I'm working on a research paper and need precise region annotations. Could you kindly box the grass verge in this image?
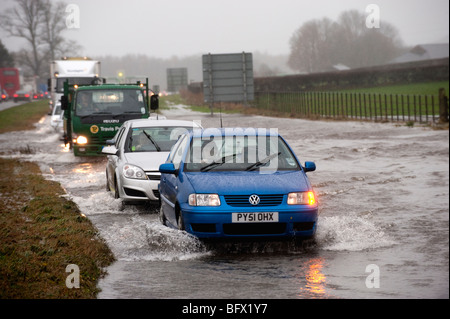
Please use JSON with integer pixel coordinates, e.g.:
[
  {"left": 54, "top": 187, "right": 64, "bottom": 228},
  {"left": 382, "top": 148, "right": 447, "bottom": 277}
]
[
  {"left": 0, "top": 158, "right": 115, "bottom": 298},
  {"left": 0, "top": 100, "right": 50, "bottom": 134},
  {"left": 0, "top": 101, "right": 115, "bottom": 298}
]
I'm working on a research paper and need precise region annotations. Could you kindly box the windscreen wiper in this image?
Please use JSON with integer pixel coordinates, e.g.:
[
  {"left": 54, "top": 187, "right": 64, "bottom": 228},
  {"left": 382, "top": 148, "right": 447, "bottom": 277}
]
[
  {"left": 142, "top": 130, "right": 161, "bottom": 152},
  {"left": 200, "top": 153, "right": 238, "bottom": 172},
  {"left": 245, "top": 152, "right": 281, "bottom": 171}
]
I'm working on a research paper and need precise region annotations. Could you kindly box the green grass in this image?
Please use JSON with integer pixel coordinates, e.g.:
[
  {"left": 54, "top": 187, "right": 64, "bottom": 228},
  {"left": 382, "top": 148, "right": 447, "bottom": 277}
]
[
  {"left": 0, "top": 100, "right": 50, "bottom": 134},
  {"left": 253, "top": 81, "right": 449, "bottom": 122},
  {"left": 328, "top": 81, "right": 449, "bottom": 96}
]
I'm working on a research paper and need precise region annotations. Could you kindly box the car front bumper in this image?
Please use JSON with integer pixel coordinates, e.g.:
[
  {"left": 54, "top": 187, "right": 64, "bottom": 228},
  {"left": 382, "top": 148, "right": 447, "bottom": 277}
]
[
  {"left": 118, "top": 175, "right": 160, "bottom": 202},
  {"left": 179, "top": 204, "right": 318, "bottom": 239}
]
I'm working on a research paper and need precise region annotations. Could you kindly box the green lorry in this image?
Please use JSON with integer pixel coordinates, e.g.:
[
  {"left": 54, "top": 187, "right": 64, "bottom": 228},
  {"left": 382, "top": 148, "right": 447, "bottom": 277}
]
[{"left": 61, "top": 79, "right": 159, "bottom": 156}]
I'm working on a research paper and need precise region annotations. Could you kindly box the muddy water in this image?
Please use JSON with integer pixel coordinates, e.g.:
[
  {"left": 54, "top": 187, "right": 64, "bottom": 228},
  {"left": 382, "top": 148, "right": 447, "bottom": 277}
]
[{"left": 0, "top": 106, "right": 448, "bottom": 299}]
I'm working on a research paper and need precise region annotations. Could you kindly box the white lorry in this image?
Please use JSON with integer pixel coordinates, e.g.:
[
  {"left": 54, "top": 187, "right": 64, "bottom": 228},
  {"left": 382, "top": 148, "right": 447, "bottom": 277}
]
[
  {"left": 48, "top": 57, "right": 102, "bottom": 114},
  {"left": 48, "top": 57, "right": 102, "bottom": 131}
]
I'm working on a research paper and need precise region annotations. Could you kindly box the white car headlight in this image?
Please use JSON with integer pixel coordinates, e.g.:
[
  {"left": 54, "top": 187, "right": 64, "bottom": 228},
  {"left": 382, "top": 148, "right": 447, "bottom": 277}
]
[
  {"left": 123, "top": 164, "right": 147, "bottom": 180},
  {"left": 189, "top": 194, "right": 221, "bottom": 206},
  {"left": 287, "top": 191, "right": 316, "bottom": 205}
]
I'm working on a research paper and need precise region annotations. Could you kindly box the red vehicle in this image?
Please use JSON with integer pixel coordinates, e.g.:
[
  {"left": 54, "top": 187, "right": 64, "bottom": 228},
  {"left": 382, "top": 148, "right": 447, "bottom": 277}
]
[{"left": 0, "top": 67, "right": 20, "bottom": 98}]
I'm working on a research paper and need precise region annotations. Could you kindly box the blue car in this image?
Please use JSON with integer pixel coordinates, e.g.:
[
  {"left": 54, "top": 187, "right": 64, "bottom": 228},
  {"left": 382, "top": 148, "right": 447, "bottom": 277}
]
[{"left": 158, "top": 128, "right": 318, "bottom": 240}]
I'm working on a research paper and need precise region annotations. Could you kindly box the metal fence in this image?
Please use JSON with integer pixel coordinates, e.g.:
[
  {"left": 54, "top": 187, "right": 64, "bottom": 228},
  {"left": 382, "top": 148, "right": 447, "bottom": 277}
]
[{"left": 254, "top": 91, "right": 443, "bottom": 123}]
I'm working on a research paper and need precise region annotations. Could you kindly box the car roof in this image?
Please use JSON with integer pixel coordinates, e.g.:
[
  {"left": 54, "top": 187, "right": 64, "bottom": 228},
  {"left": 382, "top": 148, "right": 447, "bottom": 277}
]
[
  {"left": 125, "top": 118, "right": 202, "bottom": 129},
  {"left": 191, "top": 127, "right": 280, "bottom": 138}
]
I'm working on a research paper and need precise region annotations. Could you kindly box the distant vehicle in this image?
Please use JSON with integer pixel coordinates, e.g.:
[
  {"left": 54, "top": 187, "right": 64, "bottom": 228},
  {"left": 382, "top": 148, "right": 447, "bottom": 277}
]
[
  {"left": 33, "top": 91, "right": 45, "bottom": 100},
  {"left": 102, "top": 119, "right": 202, "bottom": 203},
  {"left": 50, "top": 103, "right": 64, "bottom": 131},
  {"left": 158, "top": 128, "right": 319, "bottom": 240},
  {"left": 1, "top": 89, "right": 9, "bottom": 102},
  {"left": 13, "top": 89, "right": 33, "bottom": 102},
  {"left": 61, "top": 79, "right": 159, "bottom": 156},
  {"left": 0, "top": 67, "right": 20, "bottom": 98}
]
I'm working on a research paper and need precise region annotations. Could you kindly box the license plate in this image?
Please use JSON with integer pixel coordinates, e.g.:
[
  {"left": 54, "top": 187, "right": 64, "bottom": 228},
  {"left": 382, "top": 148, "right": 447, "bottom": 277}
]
[{"left": 232, "top": 212, "right": 279, "bottom": 223}]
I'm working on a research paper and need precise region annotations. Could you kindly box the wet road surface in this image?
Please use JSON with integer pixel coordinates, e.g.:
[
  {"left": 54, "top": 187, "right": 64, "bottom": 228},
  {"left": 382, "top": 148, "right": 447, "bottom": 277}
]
[{"left": 0, "top": 105, "right": 448, "bottom": 299}]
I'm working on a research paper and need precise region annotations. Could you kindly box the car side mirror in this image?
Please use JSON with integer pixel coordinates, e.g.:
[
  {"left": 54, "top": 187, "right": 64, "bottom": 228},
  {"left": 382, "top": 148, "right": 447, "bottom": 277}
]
[
  {"left": 304, "top": 161, "right": 316, "bottom": 172},
  {"left": 102, "top": 145, "right": 119, "bottom": 156},
  {"left": 105, "top": 139, "right": 115, "bottom": 145},
  {"left": 150, "top": 94, "right": 159, "bottom": 110},
  {"left": 60, "top": 95, "right": 68, "bottom": 110},
  {"left": 159, "top": 163, "right": 177, "bottom": 174}
]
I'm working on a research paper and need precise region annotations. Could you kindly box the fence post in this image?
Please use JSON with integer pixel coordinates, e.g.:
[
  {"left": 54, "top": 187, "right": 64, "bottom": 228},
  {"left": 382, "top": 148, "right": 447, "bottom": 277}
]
[{"left": 439, "top": 88, "right": 449, "bottom": 123}]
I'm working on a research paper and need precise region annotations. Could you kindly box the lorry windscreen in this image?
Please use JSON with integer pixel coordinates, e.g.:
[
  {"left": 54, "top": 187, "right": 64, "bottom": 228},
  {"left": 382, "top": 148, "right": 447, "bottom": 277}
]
[
  {"left": 74, "top": 89, "right": 146, "bottom": 116},
  {"left": 56, "top": 77, "right": 96, "bottom": 93}
]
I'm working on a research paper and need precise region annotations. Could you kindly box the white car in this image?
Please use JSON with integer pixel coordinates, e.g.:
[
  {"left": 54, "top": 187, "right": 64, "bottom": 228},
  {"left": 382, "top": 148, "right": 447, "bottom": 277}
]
[
  {"left": 50, "top": 103, "right": 64, "bottom": 131},
  {"left": 102, "top": 118, "right": 202, "bottom": 203}
]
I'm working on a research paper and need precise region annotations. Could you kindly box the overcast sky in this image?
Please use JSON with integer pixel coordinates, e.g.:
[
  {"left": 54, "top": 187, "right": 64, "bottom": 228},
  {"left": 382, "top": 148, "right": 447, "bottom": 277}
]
[{"left": 1, "top": 0, "right": 449, "bottom": 58}]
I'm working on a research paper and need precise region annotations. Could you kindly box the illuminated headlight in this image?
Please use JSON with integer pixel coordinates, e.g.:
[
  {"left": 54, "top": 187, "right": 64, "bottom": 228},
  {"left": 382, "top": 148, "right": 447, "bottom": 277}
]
[
  {"left": 123, "top": 164, "right": 147, "bottom": 180},
  {"left": 287, "top": 191, "right": 316, "bottom": 205},
  {"left": 189, "top": 194, "right": 221, "bottom": 206},
  {"left": 76, "top": 136, "right": 88, "bottom": 145}
]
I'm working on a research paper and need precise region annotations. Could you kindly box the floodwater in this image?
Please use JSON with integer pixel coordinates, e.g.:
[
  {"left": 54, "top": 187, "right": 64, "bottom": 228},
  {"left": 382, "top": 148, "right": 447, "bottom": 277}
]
[{"left": 0, "top": 105, "right": 448, "bottom": 299}]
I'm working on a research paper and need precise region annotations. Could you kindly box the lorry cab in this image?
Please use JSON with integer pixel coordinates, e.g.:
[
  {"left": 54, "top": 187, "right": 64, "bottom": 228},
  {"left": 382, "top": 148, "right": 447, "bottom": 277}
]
[{"left": 62, "top": 80, "right": 159, "bottom": 156}]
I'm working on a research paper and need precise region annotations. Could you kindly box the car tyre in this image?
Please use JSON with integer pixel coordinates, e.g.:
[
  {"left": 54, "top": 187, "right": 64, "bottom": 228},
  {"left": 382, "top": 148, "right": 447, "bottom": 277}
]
[
  {"left": 105, "top": 170, "right": 110, "bottom": 192},
  {"left": 159, "top": 207, "right": 167, "bottom": 226},
  {"left": 114, "top": 176, "right": 120, "bottom": 199},
  {"left": 177, "top": 207, "right": 185, "bottom": 231}
]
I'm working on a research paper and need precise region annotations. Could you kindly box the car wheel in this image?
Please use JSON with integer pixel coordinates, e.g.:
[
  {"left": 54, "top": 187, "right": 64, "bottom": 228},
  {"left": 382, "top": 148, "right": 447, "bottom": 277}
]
[
  {"left": 177, "top": 207, "right": 185, "bottom": 231},
  {"left": 159, "top": 206, "right": 167, "bottom": 226},
  {"left": 105, "top": 170, "right": 110, "bottom": 192},
  {"left": 114, "top": 176, "right": 120, "bottom": 199}
]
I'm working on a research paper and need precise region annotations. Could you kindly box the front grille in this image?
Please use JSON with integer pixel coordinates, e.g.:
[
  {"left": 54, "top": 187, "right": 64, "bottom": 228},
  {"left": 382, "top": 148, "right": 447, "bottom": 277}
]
[
  {"left": 223, "top": 223, "right": 287, "bottom": 235},
  {"left": 145, "top": 172, "right": 161, "bottom": 181},
  {"left": 89, "top": 136, "right": 106, "bottom": 144},
  {"left": 224, "top": 194, "right": 284, "bottom": 207}
]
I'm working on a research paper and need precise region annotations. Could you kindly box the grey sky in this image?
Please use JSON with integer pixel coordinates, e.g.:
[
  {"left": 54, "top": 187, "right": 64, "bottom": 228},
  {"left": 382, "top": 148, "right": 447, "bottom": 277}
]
[{"left": 1, "top": 0, "right": 449, "bottom": 58}]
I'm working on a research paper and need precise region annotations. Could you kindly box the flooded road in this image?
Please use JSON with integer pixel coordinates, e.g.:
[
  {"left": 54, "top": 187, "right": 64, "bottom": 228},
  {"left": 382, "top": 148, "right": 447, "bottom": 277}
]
[{"left": 0, "top": 105, "right": 448, "bottom": 299}]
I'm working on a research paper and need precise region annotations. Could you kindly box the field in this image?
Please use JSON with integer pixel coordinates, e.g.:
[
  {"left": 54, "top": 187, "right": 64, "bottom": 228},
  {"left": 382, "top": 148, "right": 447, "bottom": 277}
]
[{"left": 173, "top": 81, "right": 449, "bottom": 124}]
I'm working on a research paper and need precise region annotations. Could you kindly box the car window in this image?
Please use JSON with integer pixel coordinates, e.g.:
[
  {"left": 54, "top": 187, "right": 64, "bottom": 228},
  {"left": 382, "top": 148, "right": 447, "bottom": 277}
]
[
  {"left": 184, "top": 135, "right": 299, "bottom": 172},
  {"left": 168, "top": 135, "right": 188, "bottom": 170},
  {"left": 125, "top": 126, "right": 191, "bottom": 153},
  {"left": 115, "top": 126, "right": 126, "bottom": 148}
]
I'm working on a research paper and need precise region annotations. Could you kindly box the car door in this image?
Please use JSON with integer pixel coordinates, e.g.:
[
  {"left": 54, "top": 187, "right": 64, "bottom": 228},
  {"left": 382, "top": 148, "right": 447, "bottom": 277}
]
[
  {"left": 106, "top": 125, "right": 126, "bottom": 189},
  {"left": 161, "top": 134, "right": 188, "bottom": 225}
]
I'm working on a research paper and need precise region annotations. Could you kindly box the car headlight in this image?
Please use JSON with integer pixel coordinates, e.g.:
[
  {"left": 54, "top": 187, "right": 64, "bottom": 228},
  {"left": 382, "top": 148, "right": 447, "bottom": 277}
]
[
  {"left": 189, "top": 194, "right": 221, "bottom": 206},
  {"left": 123, "top": 164, "right": 147, "bottom": 180},
  {"left": 287, "top": 191, "right": 316, "bottom": 205},
  {"left": 76, "top": 135, "right": 88, "bottom": 145}
]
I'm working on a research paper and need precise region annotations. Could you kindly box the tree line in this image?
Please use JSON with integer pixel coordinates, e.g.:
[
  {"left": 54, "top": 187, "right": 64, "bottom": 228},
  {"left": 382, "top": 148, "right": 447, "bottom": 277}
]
[{"left": 288, "top": 10, "right": 407, "bottom": 73}]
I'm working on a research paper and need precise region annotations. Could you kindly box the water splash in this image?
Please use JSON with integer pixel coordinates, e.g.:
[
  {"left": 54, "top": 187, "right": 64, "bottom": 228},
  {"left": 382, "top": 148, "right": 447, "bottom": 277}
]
[{"left": 316, "top": 213, "right": 395, "bottom": 251}]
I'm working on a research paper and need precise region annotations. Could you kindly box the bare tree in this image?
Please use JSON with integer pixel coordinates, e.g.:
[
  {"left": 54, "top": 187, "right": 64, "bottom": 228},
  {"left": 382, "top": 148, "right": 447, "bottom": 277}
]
[
  {"left": 288, "top": 18, "right": 338, "bottom": 73},
  {"left": 0, "top": 0, "right": 46, "bottom": 76},
  {"left": 0, "top": 0, "right": 82, "bottom": 79}
]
